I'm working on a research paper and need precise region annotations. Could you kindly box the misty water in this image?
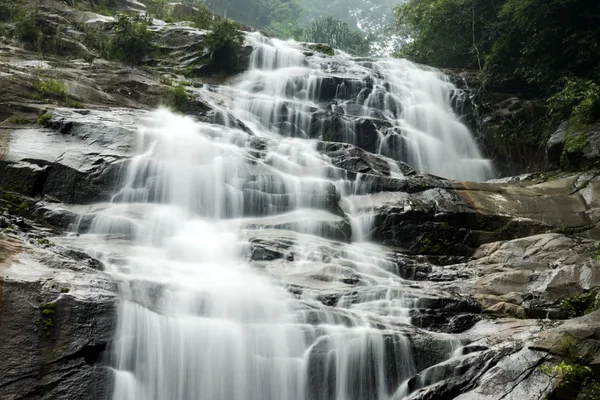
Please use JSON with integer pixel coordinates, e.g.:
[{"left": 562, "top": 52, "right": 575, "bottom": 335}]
[{"left": 72, "top": 34, "right": 493, "bottom": 400}]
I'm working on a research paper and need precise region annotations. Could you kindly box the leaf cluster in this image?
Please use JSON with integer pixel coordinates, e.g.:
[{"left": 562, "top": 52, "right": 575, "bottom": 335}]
[{"left": 110, "top": 12, "right": 154, "bottom": 65}]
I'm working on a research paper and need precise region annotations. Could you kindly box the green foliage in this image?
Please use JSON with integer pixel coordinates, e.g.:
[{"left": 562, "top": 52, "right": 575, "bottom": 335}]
[
  {"left": 302, "top": 16, "right": 370, "bottom": 56},
  {"left": 189, "top": 3, "right": 214, "bottom": 30},
  {"left": 0, "top": 0, "right": 22, "bottom": 22},
  {"left": 266, "top": 20, "right": 303, "bottom": 40},
  {"left": 60, "top": 287, "right": 69, "bottom": 293},
  {"left": 485, "top": 0, "right": 600, "bottom": 86},
  {"left": 547, "top": 78, "right": 600, "bottom": 126},
  {"left": 205, "top": 0, "right": 302, "bottom": 31},
  {"left": 395, "top": 0, "right": 600, "bottom": 87},
  {"left": 91, "top": 5, "right": 113, "bottom": 17},
  {"left": 34, "top": 79, "right": 66, "bottom": 101},
  {"left": 560, "top": 130, "right": 589, "bottom": 171},
  {"left": 65, "top": 98, "right": 83, "bottom": 109},
  {"left": 37, "top": 113, "right": 52, "bottom": 127},
  {"left": 394, "top": 0, "right": 498, "bottom": 68},
  {"left": 6, "top": 115, "right": 34, "bottom": 124},
  {"left": 41, "top": 302, "right": 55, "bottom": 316},
  {"left": 170, "top": 84, "right": 188, "bottom": 113},
  {"left": 541, "top": 361, "right": 594, "bottom": 385},
  {"left": 205, "top": 18, "right": 243, "bottom": 54},
  {"left": 157, "top": 0, "right": 214, "bottom": 29},
  {"left": 110, "top": 12, "right": 154, "bottom": 65},
  {"left": 205, "top": 19, "right": 244, "bottom": 72},
  {"left": 147, "top": 0, "right": 169, "bottom": 21},
  {"left": 560, "top": 287, "right": 600, "bottom": 318},
  {"left": 14, "top": 6, "right": 43, "bottom": 46},
  {"left": 37, "top": 238, "right": 54, "bottom": 246}
]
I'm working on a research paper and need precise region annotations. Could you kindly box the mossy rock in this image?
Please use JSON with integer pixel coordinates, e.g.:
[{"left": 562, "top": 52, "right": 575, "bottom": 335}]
[{"left": 306, "top": 43, "right": 335, "bottom": 57}]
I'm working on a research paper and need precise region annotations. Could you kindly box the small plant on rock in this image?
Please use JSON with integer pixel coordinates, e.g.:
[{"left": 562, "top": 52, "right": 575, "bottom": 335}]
[
  {"left": 170, "top": 84, "right": 188, "bottom": 113},
  {"left": 33, "top": 79, "right": 67, "bottom": 101},
  {"left": 37, "top": 112, "right": 52, "bottom": 127}
]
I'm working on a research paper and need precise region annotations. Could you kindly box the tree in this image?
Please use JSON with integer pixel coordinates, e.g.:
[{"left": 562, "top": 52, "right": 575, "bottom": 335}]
[{"left": 302, "top": 16, "right": 371, "bottom": 56}]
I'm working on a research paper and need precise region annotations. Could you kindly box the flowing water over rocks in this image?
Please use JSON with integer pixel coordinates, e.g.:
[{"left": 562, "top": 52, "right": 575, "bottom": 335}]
[
  {"left": 66, "top": 35, "right": 494, "bottom": 400},
  {"left": 1, "top": 24, "right": 600, "bottom": 400}
]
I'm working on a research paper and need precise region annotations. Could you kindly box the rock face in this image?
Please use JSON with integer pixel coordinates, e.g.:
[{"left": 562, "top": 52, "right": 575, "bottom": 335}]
[
  {"left": 1, "top": 3, "right": 599, "bottom": 400},
  {"left": 0, "top": 232, "right": 116, "bottom": 400}
]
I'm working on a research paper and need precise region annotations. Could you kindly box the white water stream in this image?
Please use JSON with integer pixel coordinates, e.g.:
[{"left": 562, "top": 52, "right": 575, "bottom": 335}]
[{"left": 74, "top": 34, "right": 491, "bottom": 400}]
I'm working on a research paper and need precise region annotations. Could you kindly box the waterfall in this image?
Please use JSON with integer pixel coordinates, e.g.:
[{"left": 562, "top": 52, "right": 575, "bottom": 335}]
[{"left": 73, "top": 33, "right": 491, "bottom": 400}]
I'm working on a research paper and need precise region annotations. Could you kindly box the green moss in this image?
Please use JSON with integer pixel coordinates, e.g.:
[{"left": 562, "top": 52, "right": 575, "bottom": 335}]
[
  {"left": 41, "top": 302, "right": 55, "bottom": 315},
  {"left": 60, "top": 287, "right": 69, "bottom": 293},
  {"left": 38, "top": 302, "right": 56, "bottom": 335}
]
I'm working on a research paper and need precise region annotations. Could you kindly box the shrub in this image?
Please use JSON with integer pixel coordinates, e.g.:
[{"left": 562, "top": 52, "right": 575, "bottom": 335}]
[
  {"left": 37, "top": 113, "right": 52, "bottom": 127},
  {"left": 81, "top": 24, "right": 112, "bottom": 60},
  {"left": 302, "top": 16, "right": 371, "bottom": 56},
  {"left": 147, "top": 0, "right": 169, "bottom": 21},
  {"left": 205, "top": 19, "right": 244, "bottom": 72},
  {"left": 190, "top": 3, "right": 213, "bottom": 30},
  {"left": 110, "top": 12, "right": 154, "bottom": 65},
  {"left": 547, "top": 78, "right": 600, "bottom": 126},
  {"left": 0, "top": 0, "right": 22, "bottom": 22},
  {"left": 560, "top": 287, "right": 600, "bottom": 318},
  {"left": 205, "top": 19, "right": 243, "bottom": 54},
  {"left": 34, "top": 79, "right": 67, "bottom": 101},
  {"left": 170, "top": 84, "right": 188, "bottom": 113},
  {"left": 14, "top": 7, "right": 44, "bottom": 48}
]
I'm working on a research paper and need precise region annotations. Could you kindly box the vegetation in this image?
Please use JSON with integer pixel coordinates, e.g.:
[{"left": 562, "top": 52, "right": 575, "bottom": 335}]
[
  {"left": 541, "top": 338, "right": 600, "bottom": 399},
  {"left": 33, "top": 79, "right": 66, "bottom": 101},
  {"left": 205, "top": 19, "right": 244, "bottom": 72},
  {"left": 547, "top": 78, "right": 600, "bottom": 127},
  {"left": 170, "top": 84, "right": 189, "bottom": 113},
  {"left": 205, "top": 0, "right": 301, "bottom": 32},
  {"left": 37, "top": 113, "right": 52, "bottom": 127},
  {"left": 32, "top": 79, "right": 83, "bottom": 108},
  {"left": 560, "top": 287, "right": 600, "bottom": 318},
  {"left": 302, "top": 16, "right": 371, "bottom": 56},
  {"left": 394, "top": 0, "right": 600, "bottom": 87},
  {"left": 7, "top": 116, "right": 34, "bottom": 124},
  {"left": 394, "top": 0, "right": 600, "bottom": 173},
  {"left": 37, "top": 302, "right": 56, "bottom": 337},
  {"left": 110, "top": 12, "right": 154, "bottom": 65}
]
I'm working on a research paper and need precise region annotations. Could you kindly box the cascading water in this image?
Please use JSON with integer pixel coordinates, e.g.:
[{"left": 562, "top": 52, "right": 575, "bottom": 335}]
[{"left": 71, "top": 33, "right": 492, "bottom": 400}]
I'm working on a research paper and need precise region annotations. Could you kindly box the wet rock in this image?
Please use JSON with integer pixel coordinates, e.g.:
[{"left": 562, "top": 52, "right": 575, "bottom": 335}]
[
  {"left": 484, "top": 302, "right": 526, "bottom": 319},
  {"left": 547, "top": 121, "right": 568, "bottom": 170},
  {"left": 0, "top": 236, "right": 116, "bottom": 400},
  {"left": 451, "top": 348, "right": 552, "bottom": 400},
  {"left": 403, "top": 343, "right": 524, "bottom": 400}
]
